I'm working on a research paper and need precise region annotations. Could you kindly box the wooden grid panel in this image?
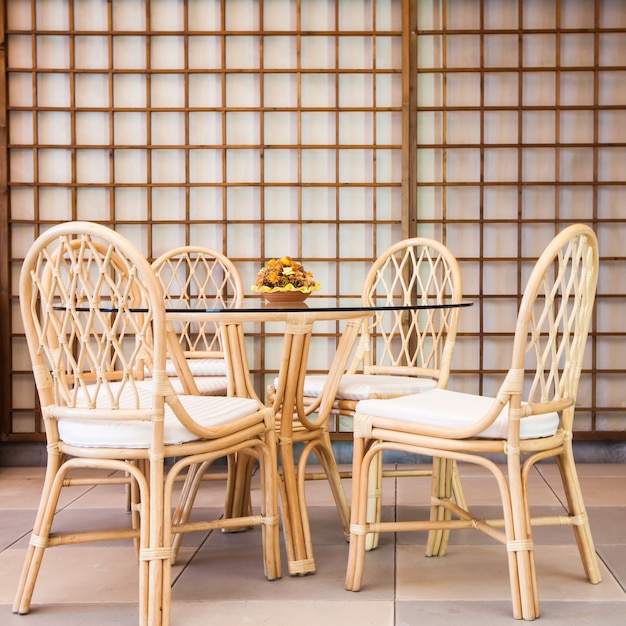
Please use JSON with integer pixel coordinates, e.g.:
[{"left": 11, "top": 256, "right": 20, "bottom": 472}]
[
  {"left": 2, "top": 0, "right": 404, "bottom": 440},
  {"left": 413, "top": 0, "right": 626, "bottom": 439}
]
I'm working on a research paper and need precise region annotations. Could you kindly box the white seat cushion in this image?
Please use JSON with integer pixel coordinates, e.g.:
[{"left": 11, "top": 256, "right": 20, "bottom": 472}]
[
  {"left": 292, "top": 374, "right": 437, "bottom": 401},
  {"left": 58, "top": 383, "right": 262, "bottom": 448},
  {"left": 166, "top": 358, "right": 227, "bottom": 377},
  {"left": 355, "top": 388, "right": 560, "bottom": 440},
  {"left": 169, "top": 376, "right": 229, "bottom": 396}
]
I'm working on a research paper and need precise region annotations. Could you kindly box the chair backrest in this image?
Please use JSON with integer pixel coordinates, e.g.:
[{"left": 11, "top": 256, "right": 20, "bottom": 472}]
[
  {"left": 351, "top": 237, "right": 463, "bottom": 388},
  {"left": 19, "top": 221, "right": 169, "bottom": 444},
  {"left": 505, "top": 223, "right": 599, "bottom": 440},
  {"left": 151, "top": 246, "right": 243, "bottom": 361}
]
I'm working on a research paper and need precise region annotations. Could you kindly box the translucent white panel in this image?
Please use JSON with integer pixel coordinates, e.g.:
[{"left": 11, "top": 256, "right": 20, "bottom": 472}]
[
  {"left": 446, "top": 35, "right": 481, "bottom": 68},
  {"left": 480, "top": 186, "right": 526, "bottom": 220},
  {"left": 522, "top": 148, "right": 555, "bottom": 182},
  {"left": 264, "top": 112, "right": 297, "bottom": 144},
  {"left": 75, "top": 36, "right": 109, "bottom": 69},
  {"left": 188, "top": 0, "right": 221, "bottom": 31},
  {"left": 264, "top": 36, "right": 296, "bottom": 69},
  {"left": 561, "top": 33, "right": 595, "bottom": 67},
  {"left": 447, "top": 148, "right": 481, "bottom": 183},
  {"left": 264, "top": 74, "right": 296, "bottom": 107},
  {"left": 447, "top": 186, "right": 482, "bottom": 219},
  {"left": 484, "top": 111, "right": 518, "bottom": 144},
  {"left": 417, "top": 111, "right": 442, "bottom": 144},
  {"left": 520, "top": 186, "right": 556, "bottom": 219},
  {"left": 38, "top": 188, "right": 72, "bottom": 222},
  {"left": 35, "top": 0, "right": 68, "bottom": 29},
  {"left": 446, "top": 223, "right": 482, "bottom": 258},
  {"left": 189, "top": 186, "right": 223, "bottom": 217},
  {"left": 376, "top": 187, "right": 402, "bottom": 222},
  {"left": 596, "top": 375, "right": 626, "bottom": 409},
  {"left": 482, "top": 299, "right": 519, "bottom": 333},
  {"left": 151, "top": 74, "right": 185, "bottom": 107},
  {"left": 417, "top": 34, "right": 443, "bottom": 69},
  {"left": 36, "top": 36, "right": 69, "bottom": 69},
  {"left": 339, "top": 149, "right": 373, "bottom": 183},
  {"left": 339, "top": 258, "right": 372, "bottom": 291},
  {"left": 8, "top": 112, "right": 32, "bottom": 144},
  {"left": 151, "top": 36, "right": 185, "bottom": 69},
  {"left": 302, "top": 149, "right": 335, "bottom": 183},
  {"left": 262, "top": 223, "right": 302, "bottom": 257},
  {"left": 113, "top": 37, "right": 146, "bottom": 69},
  {"left": 598, "top": 71, "right": 626, "bottom": 105},
  {"left": 339, "top": 112, "right": 373, "bottom": 145},
  {"left": 38, "top": 149, "right": 71, "bottom": 183},
  {"left": 262, "top": 0, "right": 296, "bottom": 29},
  {"left": 302, "top": 223, "right": 336, "bottom": 259},
  {"left": 520, "top": 223, "right": 555, "bottom": 259},
  {"left": 9, "top": 149, "right": 35, "bottom": 183},
  {"left": 114, "top": 149, "right": 147, "bottom": 184},
  {"left": 339, "top": 223, "right": 373, "bottom": 256},
  {"left": 225, "top": 112, "right": 259, "bottom": 145},
  {"left": 484, "top": 0, "right": 518, "bottom": 28},
  {"left": 37, "top": 73, "right": 71, "bottom": 107},
  {"left": 598, "top": 185, "right": 626, "bottom": 219},
  {"left": 74, "top": 0, "right": 108, "bottom": 30},
  {"left": 339, "top": 0, "right": 371, "bottom": 30},
  {"left": 447, "top": 111, "right": 481, "bottom": 144},
  {"left": 374, "top": 224, "right": 402, "bottom": 257},
  {"left": 76, "top": 150, "right": 110, "bottom": 183},
  {"left": 559, "top": 148, "right": 594, "bottom": 182},
  {"left": 522, "top": 0, "right": 555, "bottom": 29},
  {"left": 484, "top": 35, "right": 519, "bottom": 67},
  {"left": 226, "top": 74, "right": 260, "bottom": 107},
  {"left": 484, "top": 73, "right": 518, "bottom": 106},
  {"left": 8, "top": 35, "right": 33, "bottom": 69},
  {"left": 560, "top": 110, "right": 595, "bottom": 144},
  {"left": 523, "top": 34, "right": 556, "bottom": 67},
  {"left": 264, "top": 149, "right": 298, "bottom": 183},
  {"left": 339, "top": 74, "right": 373, "bottom": 107},
  {"left": 600, "top": 0, "right": 626, "bottom": 27},
  {"left": 189, "top": 74, "right": 223, "bottom": 107},
  {"left": 10, "top": 189, "right": 34, "bottom": 221},
  {"left": 264, "top": 187, "right": 298, "bottom": 220},
  {"left": 417, "top": 73, "right": 443, "bottom": 107},
  {"left": 152, "top": 150, "right": 185, "bottom": 183},
  {"left": 376, "top": 73, "right": 401, "bottom": 107},
  {"left": 301, "top": 37, "right": 336, "bottom": 69},
  {"left": 151, "top": 112, "right": 185, "bottom": 145},
  {"left": 152, "top": 188, "right": 187, "bottom": 221},
  {"left": 523, "top": 72, "right": 556, "bottom": 105},
  {"left": 76, "top": 188, "right": 111, "bottom": 221},
  {"left": 597, "top": 222, "right": 626, "bottom": 260},
  {"left": 522, "top": 111, "right": 556, "bottom": 144},
  {"left": 376, "top": 111, "right": 401, "bottom": 144},
  {"left": 113, "top": 188, "right": 148, "bottom": 220},
  {"left": 307, "top": 262, "right": 338, "bottom": 295},
  {"left": 149, "top": 0, "right": 183, "bottom": 30},
  {"left": 188, "top": 37, "right": 222, "bottom": 72},
  {"left": 226, "top": 149, "right": 260, "bottom": 182},
  {"left": 446, "top": 73, "right": 481, "bottom": 106},
  {"left": 339, "top": 187, "right": 373, "bottom": 220},
  {"left": 599, "top": 110, "right": 626, "bottom": 143},
  {"left": 7, "top": 0, "right": 32, "bottom": 29},
  {"left": 188, "top": 112, "right": 222, "bottom": 146},
  {"left": 301, "top": 74, "right": 336, "bottom": 107},
  {"left": 12, "top": 377, "right": 37, "bottom": 411},
  {"left": 338, "top": 36, "right": 372, "bottom": 69},
  {"left": 302, "top": 187, "right": 336, "bottom": 220},
  {"left": 112, "top": 0, "right": 146, "bottom": 30},
  {"left": 560, "top": 71, "right": 595, "bottom": 106},
  {"left": 376, "top": 36, "right": 401, "bottom": 70},
  {"left": 8, "top": 74, "right": 32, "bottom": 107},
  {"left": 417, "top": 148, "right": 443, "bottom": 183},
  {"left": 113, "top": 74, "right": 146, "bottom": 107},
  {"left": 189, "top": 149, "right": 223, "bottom": 183},
  {"left": 225, "top": 0, "right": 258, "bottom": 30},
  {"left": 301, "top": 112, "right": 335, "bottom": 144},
  {"left": 598, "top": 148, "right": 624, "bottom": 181},
  {"left": 484, "top": 223, "right": 522, "bottom": 258},
  {"left": 482, "top": 263, "right": 519, "bottom": 296},
  {"left": 558, "top": 186, "right": 594, "bottom": 220},
  {"left": 75, "top": 112, "right": 108, "bottom": 145},
  {"left": 117, "top": 223, "right": 149, "bottom": 251},
  {"left": 301, "top": 1, "right": 335, "bottom": 30},
  {"left": 376, "top": 149, "right": 401, "bottom": 182},
  {"left": 114, "top": 112, "right": 147, "bottom": 145},
  {"left": 225, "top": 36, "right": 260, "bottom": 68},
  {"left": 151, "top": 223, "right": 188, "bottom": 256}
]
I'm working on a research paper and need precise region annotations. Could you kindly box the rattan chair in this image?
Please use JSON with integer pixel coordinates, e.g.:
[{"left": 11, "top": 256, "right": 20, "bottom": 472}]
[
  {"left": 269, "top": 238, "right": 466, "bottom": 550},
  {"left": 13, "top": 222, "right": 281, "bottom": 626},
  {"left": 345, "top": 224, "right": 602, "bottom": 620}
]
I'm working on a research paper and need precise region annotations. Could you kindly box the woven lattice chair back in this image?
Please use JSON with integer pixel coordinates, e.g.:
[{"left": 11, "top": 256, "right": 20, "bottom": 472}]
[{"left": 353, "top": 237, "right": 463, "bottom": 387}]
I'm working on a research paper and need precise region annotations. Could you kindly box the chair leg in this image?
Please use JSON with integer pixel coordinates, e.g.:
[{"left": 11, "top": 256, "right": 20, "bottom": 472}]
[
  {"left": 425, "top": 457, "right": 455, "bottom": 557},
  {"left": 364, "top": 450, "right": 383, "bottom": 550}
]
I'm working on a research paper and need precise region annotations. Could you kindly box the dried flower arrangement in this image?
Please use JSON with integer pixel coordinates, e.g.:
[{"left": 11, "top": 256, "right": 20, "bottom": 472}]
[{"left": 251, "top": 256, "right": 321, "bottom": 294}]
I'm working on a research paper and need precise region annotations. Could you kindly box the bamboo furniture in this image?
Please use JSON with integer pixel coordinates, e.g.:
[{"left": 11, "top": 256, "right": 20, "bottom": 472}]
[
  {"left": 13, "top": 222, "right": 281, "bottom": 626},
  {"left": 345, "top": 224, "right": 602, "bottom": 620}
]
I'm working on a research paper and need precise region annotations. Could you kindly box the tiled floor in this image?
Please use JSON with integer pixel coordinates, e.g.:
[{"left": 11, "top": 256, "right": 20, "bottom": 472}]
[{"left": 1, "top": 461, "right": 625, "bottom": 625}]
